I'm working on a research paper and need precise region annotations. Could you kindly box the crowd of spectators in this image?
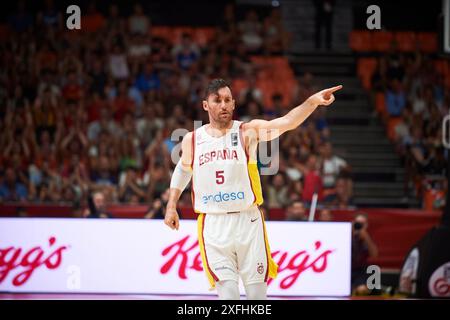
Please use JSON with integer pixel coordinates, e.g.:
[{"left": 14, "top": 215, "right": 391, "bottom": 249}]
[
  {"left": 0, "top": 1, "right": 353, "bottom": 218},
  {"left": 369, "top": 45, "right": 448, "bottom": 208}
]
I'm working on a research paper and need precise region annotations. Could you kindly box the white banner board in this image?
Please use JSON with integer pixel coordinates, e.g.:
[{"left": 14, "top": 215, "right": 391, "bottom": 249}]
[{"left": 0, "top": 218, "right": 351, "bottom": 296}]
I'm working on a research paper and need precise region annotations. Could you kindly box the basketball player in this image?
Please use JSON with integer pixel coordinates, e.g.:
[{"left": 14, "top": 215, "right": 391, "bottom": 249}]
[{"left": 165, "top": 79, "right": 342, "bottom": 299}]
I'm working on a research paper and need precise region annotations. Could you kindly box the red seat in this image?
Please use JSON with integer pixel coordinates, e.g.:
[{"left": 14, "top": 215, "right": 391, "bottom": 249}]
[
  {"left": 268, "top": 56, "right": 289, "bottom": 68},
  {"left": 357, "top": 58, "right": 377, "bottom": 90},
  {"left": 193, "top": 28, "right": 215, "bottom": 46},
  {"left": 395, "top": 32, "right": 417, "bottom": 52},
  {"left": 372, "top": 31, "right": 394, "bottom": 52},
  {"left": 375, "top": 92, "right": 387, "bottom": 116},
  {"left": 434, "top": 59, "right": 448, "bottom": 75},
  {"left": 231, "top": 78, "right": 248, "bottom": 97},
  {"left": 349, "top": 30, "right": 372, "bottom": 51},
  {"left": 171, "top": 27, "right": 195, "bottom": 44},
  {"left": 387, "top": 117, "right": 402, "bottom": 141},
  {"left": 417, "top": 32, "right": 438, "bottom": 53},
  {"left": 81, "top": 13, "right": 105, "bottom": 33},
  {"left": 151, "top": 26, "right": 173, "bottom": 41}
]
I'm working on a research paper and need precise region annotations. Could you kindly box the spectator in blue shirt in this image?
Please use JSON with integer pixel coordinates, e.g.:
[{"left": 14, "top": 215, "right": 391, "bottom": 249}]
[
  {"left": 385, "top": 79, "right": 406, "bottom": 117},
  {"left": 172, "top": 33, "right": 200, "bottom": 70},
  {"left": 0, "top": 168, "right": 28, "bottom": 202},
  {"left": 134, "top": 63, "right": 160, "bottom": 93}
]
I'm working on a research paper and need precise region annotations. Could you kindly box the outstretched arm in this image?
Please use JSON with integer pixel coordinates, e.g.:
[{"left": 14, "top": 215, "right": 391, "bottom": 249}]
[
  {"left": 164, "top": 132, "right": 193, "bottom": 230},
  {"left": 243, "top": 85, "right": 343, "bottom": 141}
]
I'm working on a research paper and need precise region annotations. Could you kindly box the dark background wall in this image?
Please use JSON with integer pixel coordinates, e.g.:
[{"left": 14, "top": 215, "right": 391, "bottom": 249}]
[
  {"left": 352, "top": 0, "right": 442, "bottom": 31},
  {"left": 1, "top": 0, "right": 443, "bottom": 31}
]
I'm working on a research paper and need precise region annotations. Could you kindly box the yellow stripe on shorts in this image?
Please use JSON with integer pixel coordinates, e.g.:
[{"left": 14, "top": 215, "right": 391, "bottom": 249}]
[{"left": 197, "top": 213, "right": 218, "bottom": 290}]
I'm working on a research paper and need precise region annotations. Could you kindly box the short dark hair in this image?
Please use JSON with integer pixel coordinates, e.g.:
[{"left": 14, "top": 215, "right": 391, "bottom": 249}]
[{"left": 204, "top": 78, "right": 231, "bottom": 100}]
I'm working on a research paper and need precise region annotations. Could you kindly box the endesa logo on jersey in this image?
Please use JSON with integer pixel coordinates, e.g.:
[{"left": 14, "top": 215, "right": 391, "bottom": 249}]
[{"left": 201, "top": 191, "right": 245, "bottom": 205}]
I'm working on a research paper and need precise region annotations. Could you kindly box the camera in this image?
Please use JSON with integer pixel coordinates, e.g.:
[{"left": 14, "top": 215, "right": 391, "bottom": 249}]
[{"left": 354, "top": 222, "right": 363, "bottom": 230}]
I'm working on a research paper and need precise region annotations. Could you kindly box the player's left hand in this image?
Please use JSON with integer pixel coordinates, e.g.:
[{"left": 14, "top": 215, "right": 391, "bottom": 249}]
[{"left": 310, "top": 85, "right": 343, "bottom": 106}]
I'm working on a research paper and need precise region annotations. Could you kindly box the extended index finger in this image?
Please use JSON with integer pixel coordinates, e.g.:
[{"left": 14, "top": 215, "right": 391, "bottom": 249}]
[{"left": 325, "top": 85, "right": 343, "bottom": 94}]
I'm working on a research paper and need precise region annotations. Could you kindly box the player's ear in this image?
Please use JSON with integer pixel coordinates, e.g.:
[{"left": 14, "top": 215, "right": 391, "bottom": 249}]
[
  {"left": 232, "top": 99, "right": 235, "bottom": 110},
  {"left": 202, "top": 100, "right": 208, "bottom": 111}
]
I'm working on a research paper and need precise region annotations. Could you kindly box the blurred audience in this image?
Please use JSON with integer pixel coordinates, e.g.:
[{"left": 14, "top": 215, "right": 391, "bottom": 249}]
[
  {"left": 0, "top": 2, "right": 357, "bottom": 220},
  {"left": 369, "top": 49, "right": 448, "bottom": 207}
]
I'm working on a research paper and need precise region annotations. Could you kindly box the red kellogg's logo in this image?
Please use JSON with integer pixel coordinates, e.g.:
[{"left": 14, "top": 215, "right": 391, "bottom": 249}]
[
  {"left": 0, "top": 237, "right": 68, "bottom": 286},
  {"left": 269, "top": 241, "right": 334, "bottom": 289},
  {"left": 160, "top": 236, "right": 203, "bottom": 279},
  {"left": 160, "top": 236, "right": 334, "bottom": 290}
]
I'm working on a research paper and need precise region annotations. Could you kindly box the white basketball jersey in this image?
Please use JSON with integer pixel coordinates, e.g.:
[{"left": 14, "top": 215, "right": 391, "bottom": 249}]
[{"left": 191, "top": 120, "right": 263, "bottom": 214}]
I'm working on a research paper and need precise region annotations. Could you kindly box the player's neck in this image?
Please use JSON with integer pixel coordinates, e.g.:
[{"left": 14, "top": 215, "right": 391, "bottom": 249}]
[{"left": 206, "top": 120, "right": 234, "bottom": 137}]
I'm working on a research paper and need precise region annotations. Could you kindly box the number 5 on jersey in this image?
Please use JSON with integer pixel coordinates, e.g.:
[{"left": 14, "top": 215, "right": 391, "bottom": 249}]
[{"left": 216, "top": 170, "right": 224, "bottom": 184}]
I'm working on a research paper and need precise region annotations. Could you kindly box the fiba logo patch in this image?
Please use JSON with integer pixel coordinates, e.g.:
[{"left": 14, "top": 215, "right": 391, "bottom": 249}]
[
  {"left": 231, "top": 133, "right": 238, "bottom": 146},
  {"left": 257, "top": 263, "right": 264, "bottom": 275}
]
